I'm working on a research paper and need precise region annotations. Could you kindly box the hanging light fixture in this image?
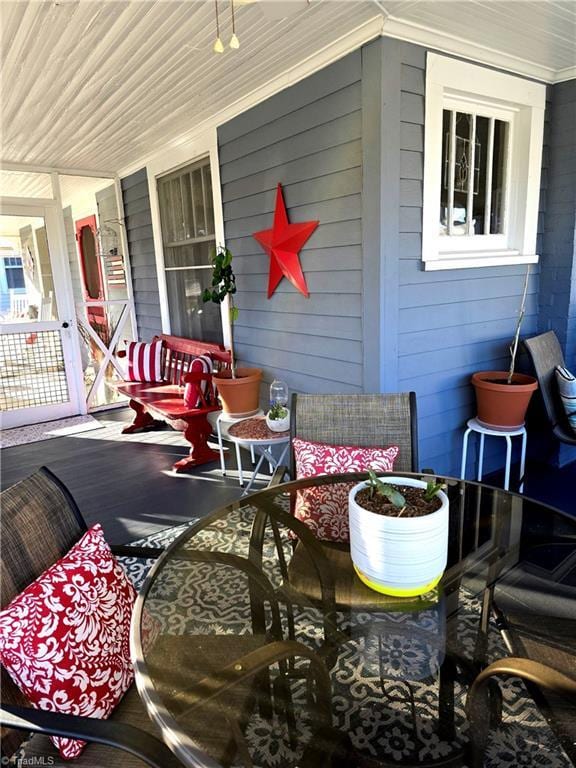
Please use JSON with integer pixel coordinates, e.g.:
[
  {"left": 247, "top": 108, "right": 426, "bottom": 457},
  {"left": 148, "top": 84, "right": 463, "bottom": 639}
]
[
  {"left": 213, "top": 0, "right": 224, "bottom": 53},
  {"left": 229, "top": 0, "right": 240, "bottom": 49}
]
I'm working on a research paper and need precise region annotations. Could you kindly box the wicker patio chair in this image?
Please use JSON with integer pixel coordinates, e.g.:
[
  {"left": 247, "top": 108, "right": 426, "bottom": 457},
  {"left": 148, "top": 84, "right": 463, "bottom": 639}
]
[
  {"left": 277, "top": 392, "right": 420, "bottom": 609},
  {"left": 1, "top": 469, "right": 336, "bottom": 768},
  {"left": 286, "top": 392, "right": 419, "bottom": 478},
  {"left": 249, "top": 393, "right": 425, "bottom": 682},
  {"left": 523, "top": 330, "right": 576, "bottom": 446},
  {"left": 465, "top": 531, "right": 576, "bottom": 768},
  {"left": 466, "top": 657, "right": 576, "bottom": 767},
  {"left": 0, "top": 467, "right": 182, "bottom": 768}
]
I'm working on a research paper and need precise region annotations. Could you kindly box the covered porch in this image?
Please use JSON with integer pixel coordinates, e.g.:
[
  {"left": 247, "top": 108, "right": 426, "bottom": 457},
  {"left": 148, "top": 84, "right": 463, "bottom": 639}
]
[{"left": 1, "top": 2, "right": 575, "bottom": 767}]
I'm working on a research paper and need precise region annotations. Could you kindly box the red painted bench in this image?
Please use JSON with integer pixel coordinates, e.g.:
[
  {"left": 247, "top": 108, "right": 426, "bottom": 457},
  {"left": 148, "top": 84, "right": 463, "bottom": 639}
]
[{"left": 110, "top": 334, "right": 232, "bottom": 473}]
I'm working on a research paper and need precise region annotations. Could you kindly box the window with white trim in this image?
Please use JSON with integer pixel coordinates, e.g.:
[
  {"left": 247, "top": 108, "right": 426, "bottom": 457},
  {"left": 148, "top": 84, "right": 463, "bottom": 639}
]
[
  {"left": 422, "top": 54, "right": 546, "bottom": 271},
  {"left": 157, "top": 157, "right": 223, "bottom": 344},
  {"left": 3, "top": 256, "right": 25, "bottom": 289}
]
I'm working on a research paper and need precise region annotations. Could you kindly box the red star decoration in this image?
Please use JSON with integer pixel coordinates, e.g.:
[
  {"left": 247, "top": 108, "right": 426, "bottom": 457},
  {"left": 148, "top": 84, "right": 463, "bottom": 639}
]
[{"left": 253, "top": 184, "right": 319, "bottom": 298}]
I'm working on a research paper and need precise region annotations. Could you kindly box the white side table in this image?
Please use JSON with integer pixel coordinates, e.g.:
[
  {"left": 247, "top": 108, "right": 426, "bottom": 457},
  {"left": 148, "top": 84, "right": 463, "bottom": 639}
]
[
  {"left": 460, "top": 418, "right": 527, "bottom": 492},
  {"left": 227, "top": 417, "right": 290, "bottom": 496},
  {"left": 212, "top": 410, "right": 264, "bottom": 476}
]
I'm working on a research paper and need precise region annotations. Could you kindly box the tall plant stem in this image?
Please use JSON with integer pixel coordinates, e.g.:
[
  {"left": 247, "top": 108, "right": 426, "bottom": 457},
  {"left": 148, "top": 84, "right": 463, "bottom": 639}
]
[
  {"left": 229, "top": 297, "right": 237, "bottom": 379},
  {"left": 507, "top": 265, "right": 531, "bottom": 384}
]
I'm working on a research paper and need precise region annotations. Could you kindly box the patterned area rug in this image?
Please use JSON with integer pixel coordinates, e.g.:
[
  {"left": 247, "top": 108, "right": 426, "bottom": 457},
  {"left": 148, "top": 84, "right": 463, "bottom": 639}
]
[
  {"left": 118, "top": 519, "right": 572, "bottom": 768},
  {"left": 1, "top": 415, "right": 103, "bottom": 448}
]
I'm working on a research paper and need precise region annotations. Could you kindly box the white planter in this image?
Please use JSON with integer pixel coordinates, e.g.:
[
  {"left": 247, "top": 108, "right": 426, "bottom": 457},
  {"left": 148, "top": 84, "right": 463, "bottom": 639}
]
[
  {"left": 348, "top": 476, "right": 449, "bottom": 597},
  {"left": 265, "top": 409, "right": 290, "bottom": 432}
]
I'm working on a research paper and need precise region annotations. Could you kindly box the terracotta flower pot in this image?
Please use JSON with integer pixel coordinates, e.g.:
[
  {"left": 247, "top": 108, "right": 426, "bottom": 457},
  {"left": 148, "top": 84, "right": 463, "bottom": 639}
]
[
  {"left": 471, "top": 371, "right": 538, "bottom": 429},
  {"left": 214, "top": 368, "right": 262, "bottom": 418}
]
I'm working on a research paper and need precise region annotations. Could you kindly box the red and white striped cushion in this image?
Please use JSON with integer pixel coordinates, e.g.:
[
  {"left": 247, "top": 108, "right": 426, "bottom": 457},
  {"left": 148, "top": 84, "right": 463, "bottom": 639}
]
[
  {"left": 184, "top": 355, "right": 213, "bottom": 408},
  {"left": 126, "top": 340, "right": 164, "bottom": 382}
]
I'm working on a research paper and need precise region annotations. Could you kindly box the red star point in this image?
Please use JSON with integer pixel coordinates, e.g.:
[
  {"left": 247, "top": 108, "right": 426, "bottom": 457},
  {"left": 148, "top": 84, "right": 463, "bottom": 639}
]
[{"left": 253, "top": 184, "right": 318, "bottom": 298}]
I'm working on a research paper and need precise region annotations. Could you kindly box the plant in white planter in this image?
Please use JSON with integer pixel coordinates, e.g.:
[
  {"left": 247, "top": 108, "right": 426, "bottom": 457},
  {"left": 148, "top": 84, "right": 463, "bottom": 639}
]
[
  {"left": 265, "top": 402, "right": 290, "bottom": 432},
  {"left": 348, "top": 471, "right": 449, "bottom": 597}
]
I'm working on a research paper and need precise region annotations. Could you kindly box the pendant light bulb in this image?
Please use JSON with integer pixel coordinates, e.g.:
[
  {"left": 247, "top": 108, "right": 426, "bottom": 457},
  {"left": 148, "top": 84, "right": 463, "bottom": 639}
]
[
  {"left": 213, "top": 0, "right": 224, "bottom": 53},
  {"left": 229, "top": 32, "right": 240, "bottom": 49}
]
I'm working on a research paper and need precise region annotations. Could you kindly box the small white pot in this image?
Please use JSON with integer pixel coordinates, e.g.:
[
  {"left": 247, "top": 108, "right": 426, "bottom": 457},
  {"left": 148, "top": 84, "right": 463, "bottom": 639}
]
[
  {"left": 348, "top": 476, "right": 449, "bottom": 597},
  {"left": 265, "top": 409, "right": 290, "bottom": 432}
]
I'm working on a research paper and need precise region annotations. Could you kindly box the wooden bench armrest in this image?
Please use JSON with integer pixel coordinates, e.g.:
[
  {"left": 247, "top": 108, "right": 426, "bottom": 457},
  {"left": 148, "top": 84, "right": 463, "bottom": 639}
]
[{"left": 182, "top": 371, "right": 212, "bottom": 384}]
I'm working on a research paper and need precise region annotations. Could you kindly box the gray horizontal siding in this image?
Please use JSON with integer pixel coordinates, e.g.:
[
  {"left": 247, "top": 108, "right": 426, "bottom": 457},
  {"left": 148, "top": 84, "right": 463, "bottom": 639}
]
[
  {"left": 120, "top": 168, "right": 161, "bottom": 341},
  {"left": 540, "top": 79, "right": 576, "bottom": 369},
  {"left": 392, "top": 40, "right": 545, "bottom": 476},
  {"left": 218, "top": 49, "right": 364, "bottom": 396}
]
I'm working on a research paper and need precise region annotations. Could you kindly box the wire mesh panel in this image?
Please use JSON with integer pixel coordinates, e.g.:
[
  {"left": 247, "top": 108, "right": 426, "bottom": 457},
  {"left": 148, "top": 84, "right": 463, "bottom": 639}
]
[{"left": 0, "top": 331, "right": 69, "bottom": 411}]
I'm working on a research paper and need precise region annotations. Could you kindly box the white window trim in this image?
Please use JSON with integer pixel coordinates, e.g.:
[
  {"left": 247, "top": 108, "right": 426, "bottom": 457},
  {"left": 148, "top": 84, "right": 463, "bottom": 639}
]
[
  {"left": 423, "top": 53, "right": 545, "bottom": 271},
  {"left": 146, "top": 129, "right": 231, "bottom": 349}
]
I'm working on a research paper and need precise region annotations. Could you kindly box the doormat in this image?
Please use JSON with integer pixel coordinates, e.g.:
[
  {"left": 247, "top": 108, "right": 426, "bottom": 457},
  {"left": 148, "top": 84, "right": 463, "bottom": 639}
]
[{"left": 1, "top": 415, "right": 103, "bottom": 449}]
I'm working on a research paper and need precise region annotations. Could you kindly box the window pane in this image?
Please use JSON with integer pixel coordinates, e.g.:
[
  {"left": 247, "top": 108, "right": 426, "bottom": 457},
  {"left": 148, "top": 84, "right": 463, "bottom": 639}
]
[
  {"left": 490, "top": 120, "right": 508, "bottom": 234},
  {"left": 158, "top": 181, "right": 175, "bottom": 244},
  {"left": 472, "top": 116, "right": 489, "bottom": 234},
  {"left": 203, "top": 166, "right": 215, "bottom": 236},
  {"left": 158, "top": 158, "right": 215, "bottom": 244},
  {"left": 452, "top": 112, "right": 474, "bottom": 235},
  {"left": 440, "top": 109, "right": 451, "bottom": 235},
  {"left": 181, "top": 173, "right": 194, "bottom": 240},
  {"left": 191, "top": 168, "right": 206, "bottom": 237},
  {"left": 164, "top": 240, "right": 213, "bottom": 269},
  {"left": 166, "top": 269, "right": 223, "bottom": 345},
  {"left": 5, "top": 267, "right": 25, "bottom": 289},
  {"left": 170, "top": 178, "right": 185, "bottom": 243}
]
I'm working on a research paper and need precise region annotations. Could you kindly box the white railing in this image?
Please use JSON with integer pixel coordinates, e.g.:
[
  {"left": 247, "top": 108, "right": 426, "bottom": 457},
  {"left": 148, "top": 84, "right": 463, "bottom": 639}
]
[
  {"left": 76, "top": 299, "right": 135, "bottom": 408},
  {"left": 9, "top": 289, "right": 28, "bottom": 318}
]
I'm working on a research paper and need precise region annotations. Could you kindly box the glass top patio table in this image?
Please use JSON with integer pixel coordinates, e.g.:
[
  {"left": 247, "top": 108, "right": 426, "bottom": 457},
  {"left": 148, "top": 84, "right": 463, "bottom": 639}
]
[{"left": 131, "top": 473, "right": 576, "bottom": 768}]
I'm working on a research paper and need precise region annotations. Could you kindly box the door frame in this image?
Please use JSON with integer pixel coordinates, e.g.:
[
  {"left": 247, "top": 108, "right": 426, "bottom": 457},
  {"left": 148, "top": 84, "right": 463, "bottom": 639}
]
[{"left": 1, "top": 196, "right": 86, "bottom": 427}]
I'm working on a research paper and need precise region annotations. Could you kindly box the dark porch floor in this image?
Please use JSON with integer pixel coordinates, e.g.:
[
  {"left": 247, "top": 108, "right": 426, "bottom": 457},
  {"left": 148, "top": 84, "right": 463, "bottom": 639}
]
[
  {"left": 0, "top": 409, "right": 260, "bottom": 545},
  {"left": 1, "top": 408, "right": 574, "bottom": 546}
]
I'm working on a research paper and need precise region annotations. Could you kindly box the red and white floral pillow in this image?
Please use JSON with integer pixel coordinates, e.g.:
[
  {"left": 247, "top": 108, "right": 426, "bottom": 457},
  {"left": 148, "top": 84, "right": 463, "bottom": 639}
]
[
  {"left": 293, "top": 438, "right": 399, "bottom": 543},
  {"left": 126, "top": 339, "right": 164, "bottom": 382},
  {"left": 0, "top": 524, "right": 136, "bottom": 760}
]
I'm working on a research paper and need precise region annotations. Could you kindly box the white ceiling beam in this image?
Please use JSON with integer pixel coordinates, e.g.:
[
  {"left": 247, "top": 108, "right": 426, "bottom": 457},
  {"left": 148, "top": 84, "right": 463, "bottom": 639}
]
[
  {"left": 381, "top": 15, "right": 558, "bottom": 83},
  {"left": 0, "top": 161, "right": 116, "bottom": 178},
  {"left": 554, "top": 65, "right": 576, "bottom": 83}
]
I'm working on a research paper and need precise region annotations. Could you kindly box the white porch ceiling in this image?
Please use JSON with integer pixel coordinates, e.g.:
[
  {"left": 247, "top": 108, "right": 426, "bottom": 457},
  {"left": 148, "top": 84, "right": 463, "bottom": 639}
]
[{"left": 1, "top": 0, "right": 575, "bottom": 175}]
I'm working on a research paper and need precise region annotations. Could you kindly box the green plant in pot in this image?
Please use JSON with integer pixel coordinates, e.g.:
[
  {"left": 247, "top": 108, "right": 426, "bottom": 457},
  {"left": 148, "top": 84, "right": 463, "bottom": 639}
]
[
  {"left": 471, "top": 266, "right": 538, "bottom": 429},
  {"left": 202, "top": 246, "right": 262, "bottom": 417},
  {"left": 348, "top": 470, "right": 449, "bottom": 597}
]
